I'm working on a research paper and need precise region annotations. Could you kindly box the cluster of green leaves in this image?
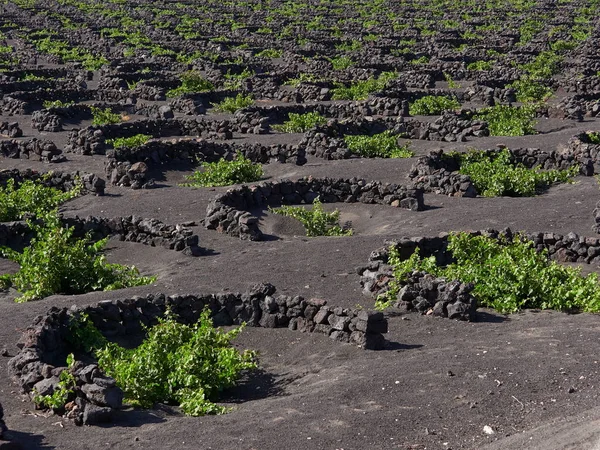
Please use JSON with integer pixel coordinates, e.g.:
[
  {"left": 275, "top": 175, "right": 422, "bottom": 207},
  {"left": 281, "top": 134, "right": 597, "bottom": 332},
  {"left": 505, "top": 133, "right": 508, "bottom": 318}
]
[
  {"left": 409, "top": 95, "right": 460, "bottom": 115},
  {"left": 106, "top": 134, "right": 151, "bottom": 149},
  {"left": 0, "top": 179, "right": 80, "bottom": 222},
  {"left": 67, "top": 312, "right": 108, "bottom": 353},
  {"left": 0, "top": 212, "right": 156, "bottom": 302},
  {"left": 31, "top": 36, "right": 108, "bottom": 70},
  {"left": 284, "top": 73, "right": 321, "bottom": 87},
  {"left": 443, "top": 72, "right": 461, "bottom": 89},
  {"left": 223, "top": 68, "right": 254, "bottom": 90},
  {"left": 272, "top": 112, "right": 327, "bottom": 133},
  {"left": 182, "top": 154, "right": 263, "bottom": 187},
  {"left": 211, "top": 94, "right": 254, "bottom": 113},
  {"left": 255, "top": 48, "right": 283, "bottom": 58},
  {"left": 467, "top": 60, "right": 493, "bottom": 71},
  {"left": 96, "top": 309, "right": 257, "bottom": 416},
  {"left": 507, "top": 79, "right": 553, "bottom": 103},
  {"left": 344, "top": 131, "right": 413, "bottom": 158},
  {"left": 520, "top": 51, "right": 562, "bottom": 79},
  {"left": 455, "top": 149, "right": 578, "bottom": 197},
  {"left": 474, "top": 105, "right": 537, "bottom": 136},
  {"left": 167, "top": 71, "right": 214, "bottom": 97},
  {"left": 376, "top": 233, "right": 600, "bottom": 314},
  {"left": 328, "top": 55, "right": 354, "bottom": 70},
  {"left": 586, "top": 131, "right": 600, "bottom": 144},
  {"left": 269, "top": 197, "right": 352, "bottom": 237},
  {"left": 331, "top": 72, "right": 397, "bottom": 101},
  {"left": 33, "top": 354, "right": 76, "bottom": 410},
  {"left": 91, "top": 107, "right": 122, "bottom": 126},
  {"left": 43, "top": 100, "right": 74, "bottom": 109}
]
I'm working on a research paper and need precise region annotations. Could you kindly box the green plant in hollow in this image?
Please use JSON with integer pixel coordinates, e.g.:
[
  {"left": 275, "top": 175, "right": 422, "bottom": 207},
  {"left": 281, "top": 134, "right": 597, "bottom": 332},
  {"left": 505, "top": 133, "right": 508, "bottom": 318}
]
[
  {"left": 284, "top": 73, "right": 321, "bottom": 87},
  {"left": 467, "top": 60, "right": 494, "bottom": 71},
  {"left": 255, "top": 48, "right": 283, "bottom": 58},
  {"left": 33, "top": 353, "right": 76, "bottom": 410},
  {"left": 269, "top": 197, "right": 352, "bottom": 237},
  {"left": 106, "top": 134, "right": 151, "bottom": 149},
  {"left": 96, "top": 308, "right": 257, "bottom": 416},
  {"left": 508, "top": 78, "right": 553, "bottom": 103},
  {"left": 0, "top": 211, "right": 156, "bottom": 302},
  {"left": 474, "top": 105, "right": 537, "bottom": 136},
  {"left": 0, "top": 178, "right": 80, "bottom": 221},
  {"left": 344, "top": 131, "right": 413, "bottom": 158},
  {"left": 443, "top": 72, "right": 461, "bottom": 89},
  {"left": 331, "top": 71, "right": 397, "bottom": 101},
  {"left": 586, "top": 131, "right": 600, "bottom": 144},
  {"left": 376, "top": 233, "right": 600, "bottom": 313},
  {"left": 272, "top": 112, "right": 327, "bottom": 133},
  {"left": 67, "top": 312, "right": 108, "bottom": 353},
  {"left": 167, "top": 71, "right": 214, "bottom": 97},
  {"left": 91, "top": 107, "right": 122, "bottom": 126},
  {"left": 454, "top": 149, "right": 578, "bottom": 197},
  {"left": 42, "top": 100, "right": 74, "bottom": 109},
  {"left": 182, "top": 154, "right": 263, "bottom": 187},
  {"left": 328, "top": 55, "right": 354, "bottom": 70},
  {"left": 211, "top": 94, "right": 254, "bottom": 113},
  {"left": 409, "top": 95, "right": 460, "bottom": 116}
]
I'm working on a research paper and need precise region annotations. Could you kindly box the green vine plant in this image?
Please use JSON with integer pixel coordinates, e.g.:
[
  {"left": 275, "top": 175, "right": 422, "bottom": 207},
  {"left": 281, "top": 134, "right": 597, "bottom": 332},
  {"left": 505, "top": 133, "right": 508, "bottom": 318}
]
[
  {"left": 0, "top": 178, "right": 80, "bottom": 221},
  {"left": 33, "top": 353, "right": 77, "bottom": 410},
  {"left": 181, "top": 154, "right": 263, "bottom": 187},
  {"left": 452, "top": 149, "right": 578, "bottom": 197},
  {"left": 272, "top": 112, "right": 327, "bottom": 133},
  {"left": 0, "top": 211, "right": 156, "bottom": 302},
  {"left": 344, "top": 131, "right": 413, "bottom": 158},
  {"left": 91, "top": 107, "right": 122, "bottom": 126},
  {"left": 409, "top": 95, "right": 461, "bottom": 116},
  {"left": 376, "top": 232, "right": 600, "bottom": 313},
  {"left": 474, "top": 105, "right": 537, "bottom": 136},
  {"left": 211, "top": 94, "right": 254, "bottom": 113},
  {"left": 95, "top": 308, "right": 257, "bottom": 416},
  {"left": 269, "top": 197, "right": 353, "bottom": 237},
  {"left": 106, "top": 134, "right": 152, "bottom": 149},
  {"left": 167, "top": 71, "right": 214, "bottom": 97}
]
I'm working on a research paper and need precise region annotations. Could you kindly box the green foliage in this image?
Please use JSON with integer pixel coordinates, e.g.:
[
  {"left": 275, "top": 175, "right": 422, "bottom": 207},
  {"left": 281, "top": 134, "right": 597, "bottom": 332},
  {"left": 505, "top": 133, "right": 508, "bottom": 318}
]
[
  {"left": 255, "top": 48, "right": 283, "bottom": 58},
  {"left": 182, "top": 154, "right": 263, "bottom": 187},
  {"left": 106, "top": 134, "right": 151, "bottom": 149},
  {"left": 91, "top": 107, "right": 122, "bottom": 126},
  {"left": 443, "top": 72, "right": 461, "bottom": 89},
  {"left": 467, "top": 60, "right": 493, "bottom": 71},
  {"left": 474, "top": 105, "right": 537, "bottom": 136},
  {"left": 331, "top": 71, "right": 397, "bottom": 100},
  {"left": 167, "top": 71, "right": 214, "bottom": 97},
  {"left": 455, "top": 149, "right": 578, "bottom": 197},
  {"left": 410, "top": 56, "right": 430, "bottom": 65},
  {"left": 377, "top": 233, "right": 600, "bottom": 313},
  {"left": 269, "top": 197, "right": 352, "bottom": 237},
  {"left": 521, "top": 51, "right": 562, "bottom": 79},
  {"left": 0, "top": 212, "right": 156, "bottom": 302},
  {"left": 328, "top": 55, "right": 354, "bottom": 70},
  {"left": 33, "top": 353, "right": 76, "bottom": 410},
  {"left": 42, "top": 100, "right": 74, "bottom": 109},
  {"left": 0, "top": 178, "right": 80, "bottom": 221},
  {"left": 586, "top": 131, "right": 600, "bottom": 144},
  {"left": 223, "top": 68, "right": 254, "bottom": 90},
  {"left": 284, "top": 73, "right": 321, "bottom": 87},
  {"left": 211, "top": 94, "right": 254, "bottom": 113},
  {"left": 508, "top": 78, "right": 553, "bottom": 103},
  {"left": 272, "top": 112, "right": 327, "bottom": 133},
  {"left": 344, "top": 131, "right": 413, "bottom": 158},
  {"left": 67, "top": 312, "right": 108, "bottom": 353},
  {"left": 96, "top": 309, "right": 257, "bottom": 416},
  {"left": 409, "top": 95, "right": 460, "bottom": 115}
]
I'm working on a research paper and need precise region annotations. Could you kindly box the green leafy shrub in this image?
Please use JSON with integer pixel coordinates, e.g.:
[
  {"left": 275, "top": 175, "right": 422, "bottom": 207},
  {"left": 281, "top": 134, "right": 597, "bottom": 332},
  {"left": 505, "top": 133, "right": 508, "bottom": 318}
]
[
  {"left": 467, "top": 60, "right": 493, "bottom": 71},
  {"left": 270, "top": 197, "right": 352, "bottom": 237},
  {"left": 331, "top": 72, "right": 397, "bottom": 100},
  {"left": 586, "top": 131, "right": 600, "bottom": 144},
  {"left": 167, "top": 71, "right": 214, "bottom": 97},
  {"left": 67, "top": 312, "right": 108, "bottom": 353},
  {"left": 211, "top": 94, "right": 254, "bottom": 113},
  {"left": 474, "top": 105, "right": 537, "bottom": 136},
  {"left": 409, "top": 95, "right": 460, "bottom": 115},
  {"left": 0, "top": 212, "right": 156, "bottom": 302},
  {"left": 33, "top": 353, "right": 76, "bottom": 410},
  {"left": 328, "top": 55, "right": 354, "bottom": 70},
  {"left": 508, "top": 78, "right": 553, "bottom": 103},
  {"left": 272, "top": 112, "right": 327, "bottom": 133},
  {"left": 182, "top": 154, "right": 263, "bottom": 187},
  {"left": 91, "top": 107, "right": 122, "bottom": 126},
  {"left": 255, "top": 48, "right": 283, "bottom": 58},
  {"left": 106, "top": 134, "right": 151, "bottom": 149},
  {"left": 344, "top": 131, "right": 413, "bottom": 158},
  {"left": 96, "top": 309, "right": 257, "bottom": 416},
  {"left": 455, "top": 149, "right": 577, "bottom": 197},
  {"left": 42, "top": 100, "right": 74, "bottom": 109},
  {"left": 0, "top": 179, "right": 80, "bottom": 221},
  {"left": 376, "top": 233, "right": 600, "bottom": 313},
  {"left": 284, "top": 73, "right": 320, "bottom": 87}
]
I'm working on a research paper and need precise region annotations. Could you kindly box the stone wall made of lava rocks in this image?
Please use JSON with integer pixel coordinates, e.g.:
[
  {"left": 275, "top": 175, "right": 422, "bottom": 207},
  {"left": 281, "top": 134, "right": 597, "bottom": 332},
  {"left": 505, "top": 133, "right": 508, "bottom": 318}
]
[
  {"left": 204, "top": 177, "right": 425, "bottom": 240},
  {"left": 7, "top": 284, "right": 388, "bottom": 425},
  {"left": 0, "top": 138, "right": 63, "bottom": 163},
  {"left": 0, "top": 120, "right": 22, "bottom": 137}
]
